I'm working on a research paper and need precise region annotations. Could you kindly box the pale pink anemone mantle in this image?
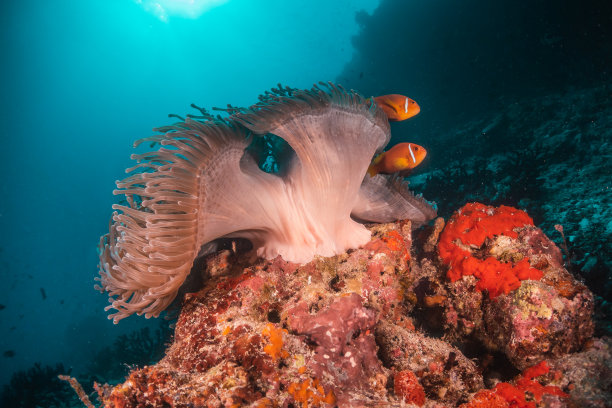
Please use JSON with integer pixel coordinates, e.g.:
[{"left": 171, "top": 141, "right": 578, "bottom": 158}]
[{"left": 97, "top": 83, "right": 436, "bottom": 322}]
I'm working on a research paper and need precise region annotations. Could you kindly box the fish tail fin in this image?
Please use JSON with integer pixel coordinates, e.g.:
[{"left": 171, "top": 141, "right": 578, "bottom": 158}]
[{"left": 367, "top": 165, "right": 378, "bottom": 177}]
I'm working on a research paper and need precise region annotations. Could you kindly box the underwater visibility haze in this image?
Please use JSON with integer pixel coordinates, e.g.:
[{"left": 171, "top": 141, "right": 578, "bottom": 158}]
[{"left": 0, "top": 0, "right": 611, "bottom": 406}]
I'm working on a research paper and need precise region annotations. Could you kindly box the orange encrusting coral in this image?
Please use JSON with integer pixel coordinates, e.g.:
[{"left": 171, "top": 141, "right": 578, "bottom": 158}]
[
  {"left": 262, "top": 323, "right": 289, "bottom": 361},
  {"left": 382, "top": 230, "right": 411, "bottom": 262},
  {"left": 438, "top": 203, "right": 543, "bottom": 298},
  {"left": 460, "top": 361, "right": 568, "bottom": 408},
  {"left": 288, "top": 378, "right": 336, "bottom": 408}
]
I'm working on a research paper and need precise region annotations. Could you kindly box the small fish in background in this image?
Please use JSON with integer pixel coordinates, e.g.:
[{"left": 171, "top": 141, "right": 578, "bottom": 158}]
[
  {"left": 3, "top": 350, "right": 15, "bottom": 358},
  {"left": 0, "top": 304, "right": 5, "bottom": 310},
  {"left": 40, "top": 287, "right": 47, "bottom": 300},
  {"left": 359, "top": 71, "right": 364, "bottom": 79},
  {"left": 368, "top": 142, "right": 427, "bottom": 176},
  {"left": 373, "top": 94, "right": 420, "bottom": 121}
]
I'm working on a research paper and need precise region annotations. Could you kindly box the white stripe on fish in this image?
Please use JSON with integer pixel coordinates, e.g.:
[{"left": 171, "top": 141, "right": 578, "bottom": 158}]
[{"left": 408, "top": 143, "right": 416, "bottom": 163}]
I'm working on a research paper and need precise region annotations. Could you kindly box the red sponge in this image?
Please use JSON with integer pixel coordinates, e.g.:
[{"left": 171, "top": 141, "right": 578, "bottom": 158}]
[{"left": 438, "top": 203, "right": 543, "bottom": 298}]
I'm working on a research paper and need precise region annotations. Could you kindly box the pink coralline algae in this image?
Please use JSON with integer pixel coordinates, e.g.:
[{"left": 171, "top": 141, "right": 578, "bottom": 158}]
[
  {"left": 95, "top": 204, "right": 603, "bottom": 407},
  {"left": 286, "top": 293, "right": 381, "bottom": 390}
]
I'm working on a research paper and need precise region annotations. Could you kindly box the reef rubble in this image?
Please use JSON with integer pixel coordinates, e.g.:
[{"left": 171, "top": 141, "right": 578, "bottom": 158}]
[{"left": 95, "top": 203, "right": 609, "bottom": 407}]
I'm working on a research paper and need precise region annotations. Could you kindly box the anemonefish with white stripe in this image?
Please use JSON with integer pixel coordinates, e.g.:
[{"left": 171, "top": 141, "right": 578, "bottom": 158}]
[
  {"left": 367, "top": 142, "right": 427, "bottom": 176},
  {"left": 373, "top": 94, "right": 420, "bottom": 121}
]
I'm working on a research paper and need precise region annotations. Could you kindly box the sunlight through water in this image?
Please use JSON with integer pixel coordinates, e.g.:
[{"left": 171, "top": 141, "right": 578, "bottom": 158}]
[{"left": 136, "top": 0, "right": 229, "bottom": 22}]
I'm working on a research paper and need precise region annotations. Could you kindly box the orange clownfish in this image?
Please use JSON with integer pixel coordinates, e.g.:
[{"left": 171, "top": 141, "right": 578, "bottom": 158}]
[
  {"left": 367, "top": 142, "right": 427, "bottom": 176},
  {"left": 373, "top": 94, "right": 420, "bottom": 121}
]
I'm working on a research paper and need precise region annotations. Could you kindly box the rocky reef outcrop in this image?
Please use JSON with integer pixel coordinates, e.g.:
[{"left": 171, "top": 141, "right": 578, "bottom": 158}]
[
  {"left": 415, "top": 84, "right": 612, "bottom": 309},
  {"left": 95, "top": 203, "right": 608, "bottom": 407}
]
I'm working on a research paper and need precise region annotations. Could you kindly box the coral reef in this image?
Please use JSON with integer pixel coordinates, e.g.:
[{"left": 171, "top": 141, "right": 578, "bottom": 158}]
[
  {"left": 0, "top": 363, "right": 78, "bottom": 408},
  {"left": 414, "top": 84, "right": 612, "bottom": 309},
  {"left": 0, "top": 325, "right": 173, "bottom": 408},
  {"left": 439, "top": 204, "right": 594, "bottom": 369},
  {"left": 87, "top": 325, "right": 172, "bottom": 384},
  {"left": 98, "top": 221, "right": 415, "bottom": 407},
  {"left": 96, "top": 203, "right": 605, "bottom": 407}
]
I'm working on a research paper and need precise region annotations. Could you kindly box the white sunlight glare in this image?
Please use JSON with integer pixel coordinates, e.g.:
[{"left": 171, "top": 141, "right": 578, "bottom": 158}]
[{"left": 136, "top": 0, "right": 229, "bottom": 22}]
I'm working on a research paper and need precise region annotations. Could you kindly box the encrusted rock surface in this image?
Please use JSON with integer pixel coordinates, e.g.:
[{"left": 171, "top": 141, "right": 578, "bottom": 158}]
[
  {"left": 548, "top": 337, "right": 612, "bottom": 408},
  {"left": 96, "top": 204, "right": 603, "bottom": 407},
  {"left": 438, "top": 204, "right": 594, "bottom": 370},
  {"left": 376, "top": 321, "right": 483, "bottom": 405}
]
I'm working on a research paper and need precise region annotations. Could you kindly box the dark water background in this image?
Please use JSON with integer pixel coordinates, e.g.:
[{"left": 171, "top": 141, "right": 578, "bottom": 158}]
[{"left": 0, "top": 0, "right": 610, "bottom": 401}]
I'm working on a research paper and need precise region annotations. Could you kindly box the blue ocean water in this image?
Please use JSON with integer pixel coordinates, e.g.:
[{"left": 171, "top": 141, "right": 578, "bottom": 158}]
[
  {"left": 0, "top": 0, "right": 378, "bottom": 391},
  {"left": 0, "top": 0, "right": 610, "bottom": 405}
]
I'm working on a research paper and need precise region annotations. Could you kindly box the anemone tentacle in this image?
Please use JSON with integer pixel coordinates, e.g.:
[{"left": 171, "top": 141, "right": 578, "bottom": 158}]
[{"left": 97, "top": 120, "right": 252, "bottom": 323}]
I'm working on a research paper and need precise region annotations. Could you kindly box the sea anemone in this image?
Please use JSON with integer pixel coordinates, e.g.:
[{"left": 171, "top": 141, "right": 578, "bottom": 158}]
[{"left": 97, "top": 83, "right": 436, "bottom": 322}]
